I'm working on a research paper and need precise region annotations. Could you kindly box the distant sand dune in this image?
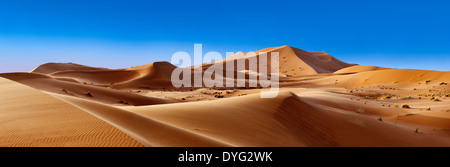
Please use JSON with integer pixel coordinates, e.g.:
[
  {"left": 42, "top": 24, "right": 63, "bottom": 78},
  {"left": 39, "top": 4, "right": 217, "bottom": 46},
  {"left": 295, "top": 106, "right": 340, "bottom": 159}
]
[
  {"left": 115, "top": 61, "right": 177, "bottom": 89},
  {"left": 313, "top": 68, "right": 450, "bottom": 87},
  {"left": 51, "top": 70, "right": 141, "bottom": 85},
  {"left": 31, "top": 62, "right": 108, "bottom": 74},
  {"left": 0, "top": 72, "right": 177, "bottom": 106},
  {"left": 198, "top": 45, "right": 353, "bottom": 77},
  {"left": 334, "top": 65, "right": 390, "bottom": 74}
]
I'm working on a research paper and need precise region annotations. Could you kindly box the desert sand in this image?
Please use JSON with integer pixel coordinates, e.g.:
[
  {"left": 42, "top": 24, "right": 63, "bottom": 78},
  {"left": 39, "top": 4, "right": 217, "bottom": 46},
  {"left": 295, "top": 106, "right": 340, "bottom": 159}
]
[{"left": 1, "top": 45, "right": 450, "bottom": 147}]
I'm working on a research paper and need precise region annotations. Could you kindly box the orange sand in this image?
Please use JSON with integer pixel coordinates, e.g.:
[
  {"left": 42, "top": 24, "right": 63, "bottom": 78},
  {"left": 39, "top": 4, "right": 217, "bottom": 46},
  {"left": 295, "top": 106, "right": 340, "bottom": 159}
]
[{"left": 1, "top": 45, "right": 449, "bottom": 147}]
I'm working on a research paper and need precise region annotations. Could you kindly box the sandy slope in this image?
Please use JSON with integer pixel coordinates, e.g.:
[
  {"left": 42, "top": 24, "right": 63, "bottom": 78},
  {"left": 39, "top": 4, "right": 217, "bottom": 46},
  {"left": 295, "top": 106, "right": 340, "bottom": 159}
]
[
  {"left": 50, "top": 70, "right": 141, "bottom": 85},
  {"left": 122, "top": 90, "right": 450, "bottom": 147},
  {"left": 184, "top": 45, "right": 354, "bottom": 88},
  {"left": 0, "top": 78, "right": 143, "bottom": 147},
  {"left": 32, "top": 62, "right": 177, "bottom": 89},
  {"left": 54, "top": 93, "right": 230, "bottom": 147},
  {"left": 31, "top": 62, "right": 108, "bottom": 74},
  {"left": 311, "top": 68, "right": 450, "bottom": 87},
  {"left": 334, "top": 65, "right": 390, "bottom": 74},
  {"left": 0, "top": 72, "right": 176, "bottom": 106},
  {"left": 199, "top": 45, "right": 353, "bottom": 77},
  {"left": 115, "top": 61, "right": 177, "bottom": 89}
]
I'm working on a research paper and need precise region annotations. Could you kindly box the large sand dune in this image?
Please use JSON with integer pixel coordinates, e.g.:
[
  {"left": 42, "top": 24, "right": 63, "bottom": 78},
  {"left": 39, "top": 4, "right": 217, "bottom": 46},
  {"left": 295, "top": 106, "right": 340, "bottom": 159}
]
[
  {"left": 1, "top": 45, "right": 450, "bottom": 147},
  {"left": 199, "top": 45, "right": 353, "bottom": 77}
]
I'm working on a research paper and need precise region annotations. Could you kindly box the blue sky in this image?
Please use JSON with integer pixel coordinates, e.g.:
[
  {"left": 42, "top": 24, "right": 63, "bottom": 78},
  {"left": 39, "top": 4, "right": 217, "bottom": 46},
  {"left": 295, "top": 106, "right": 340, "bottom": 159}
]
[{"left": 1, "top": 0, "right": 449, "bottom": 72}]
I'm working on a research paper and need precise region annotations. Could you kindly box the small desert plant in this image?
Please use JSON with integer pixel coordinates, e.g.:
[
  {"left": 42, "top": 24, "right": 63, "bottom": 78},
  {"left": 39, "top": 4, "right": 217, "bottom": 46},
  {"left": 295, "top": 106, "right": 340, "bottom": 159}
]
[
  {"left": 440, "top": 82, "right": 448, "bottom": 85},
  {"left": 356, "top": 98, "right": 360, "bottom": 101},
  {"left": 382, "top": 104, "right": 385, "bottom": 107},
  {"left": 364, "top": 96, "right": 379, "bottom": 100},
  {"left": 378, "top": 117, "right": 383, "bottom": 121},
  {"left": 87, "top": 92, "right": 93, "bottom": 97},
  {"left": 400, "top": 96, "right": 413, "bottom": 100},
  {"left": 426, "top": 107, "right": 431, "bottom": 111},
  {"left": 214, "top": 94, "right": 224, "bottom": 98},
  {"left": 394, "top": 104, "right": 399, "bottom": 108},
  {"left": 356, "top": 108, "right": 365, "bottom": 114},
  {"left": 119, "top": 100, "right": 129, "bottom": 105},
  {"left": 384, "top": 95, "right": 393, "bottom": 99},
  {"left": 181, "top": 98, "right": 186, "bottom": 100},
  {"left": 401, "top": 104, "right": 411, "bottom": 109},
  {"left": 415, "top": 128, "right": 420, "bottom": 133},
  {"left": 434, "top": 98, "right": 440, "bottom": 102}
]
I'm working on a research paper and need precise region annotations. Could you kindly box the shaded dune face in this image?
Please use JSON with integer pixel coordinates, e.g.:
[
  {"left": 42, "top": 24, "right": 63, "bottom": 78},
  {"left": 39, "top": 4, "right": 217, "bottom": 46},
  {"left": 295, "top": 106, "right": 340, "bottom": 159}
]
[{"left": 1, "top": 45, "right": 450, "bottom": 147}]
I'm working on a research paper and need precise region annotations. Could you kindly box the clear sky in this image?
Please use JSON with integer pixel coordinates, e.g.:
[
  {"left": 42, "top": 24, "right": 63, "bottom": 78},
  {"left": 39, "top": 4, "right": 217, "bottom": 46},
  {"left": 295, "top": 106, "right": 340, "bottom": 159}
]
[{"left": 1, "top": 0, "right": 449, "bottom": 72}]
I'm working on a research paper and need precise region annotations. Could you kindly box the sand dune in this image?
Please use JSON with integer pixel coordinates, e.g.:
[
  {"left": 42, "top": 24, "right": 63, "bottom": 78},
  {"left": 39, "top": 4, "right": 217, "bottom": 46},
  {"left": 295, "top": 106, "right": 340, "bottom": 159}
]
[
  {"left": 33, "top": 62, "right": 177, "bottom": 89},
  {"left": 51, "top": 70, "right": 141, "bottom": 85},
  {"left": 312, "top": 68, "right": 450, "bottom": 87},
  {"left": 54, "top": 93, "right": 230, "bottom": 147},
  {"left": 115, "top": 61, "right": 177, "bottom": 89},
  {"left": 1, "top": 45, "right": 450, "bottom": 147},
  {"left": 198, "top": 45, "right": 352, "bottom": 77},
  {"left": 122, "top": 90, "right": 450, "bottom": 146},
  {"left": 0, "top": 73, "right": 177, "bottom": 106},
  {"left": 31, "top": 62, "right": 108, "bottom": 74},
  {"left": 0, "top": 78, "right": 143, "bottom": 147},
  {"left": 334, "top": 65, "right": 390, "bottom": 74}
]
